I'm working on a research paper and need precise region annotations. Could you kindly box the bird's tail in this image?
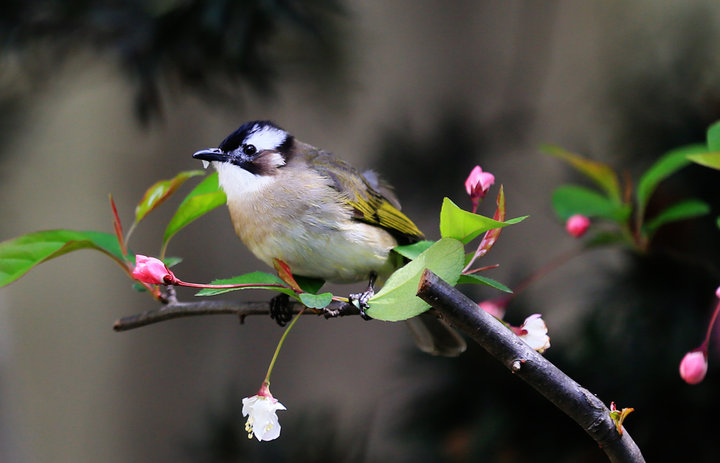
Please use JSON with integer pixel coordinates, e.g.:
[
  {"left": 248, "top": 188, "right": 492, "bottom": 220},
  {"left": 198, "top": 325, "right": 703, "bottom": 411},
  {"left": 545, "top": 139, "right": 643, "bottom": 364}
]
[{"left": 405, "top": 311, "right": 467, "bottom": 357}]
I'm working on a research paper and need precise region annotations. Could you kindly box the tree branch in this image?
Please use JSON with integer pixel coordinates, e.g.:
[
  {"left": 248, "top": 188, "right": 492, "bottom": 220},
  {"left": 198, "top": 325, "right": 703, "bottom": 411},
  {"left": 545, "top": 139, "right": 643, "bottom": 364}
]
[
  {"left": 417, "top": 269, "right": 645, "bottom": 463},
  {"left": 113, "top": 298, "right": 359, "bottom": 332}
]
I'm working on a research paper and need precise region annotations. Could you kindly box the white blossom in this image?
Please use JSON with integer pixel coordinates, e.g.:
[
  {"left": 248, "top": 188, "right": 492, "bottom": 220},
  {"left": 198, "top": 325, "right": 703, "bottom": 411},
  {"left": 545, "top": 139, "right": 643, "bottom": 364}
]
[
  {"left": 242, "top": 394, "right": 286, "bottom": 441},
  {"left": 518, "top": 314, "right": 551, "bottom": 353}
]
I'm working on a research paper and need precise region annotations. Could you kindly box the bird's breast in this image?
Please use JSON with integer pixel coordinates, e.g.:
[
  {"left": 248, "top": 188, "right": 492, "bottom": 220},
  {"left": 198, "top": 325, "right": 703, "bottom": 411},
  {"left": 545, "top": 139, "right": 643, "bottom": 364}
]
[{"left": 223, "top": 172, "right": 398, "bottom": 282}]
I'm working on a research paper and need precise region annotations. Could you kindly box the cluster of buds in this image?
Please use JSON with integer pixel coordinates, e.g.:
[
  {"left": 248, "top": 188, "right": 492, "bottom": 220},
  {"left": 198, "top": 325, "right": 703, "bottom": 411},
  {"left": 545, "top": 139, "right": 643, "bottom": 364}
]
[
  {"left": 131, "top": 255, "right": 288, "bottom": 441},
  {"left": 464, "top": 166, "right": 550, "bottom": 353}
]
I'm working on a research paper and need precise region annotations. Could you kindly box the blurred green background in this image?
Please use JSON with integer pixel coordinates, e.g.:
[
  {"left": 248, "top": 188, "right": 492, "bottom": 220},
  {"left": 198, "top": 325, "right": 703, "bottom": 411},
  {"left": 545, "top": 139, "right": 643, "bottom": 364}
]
[{"left": 2, "top": 1, "right": 720, "bottom": 462}]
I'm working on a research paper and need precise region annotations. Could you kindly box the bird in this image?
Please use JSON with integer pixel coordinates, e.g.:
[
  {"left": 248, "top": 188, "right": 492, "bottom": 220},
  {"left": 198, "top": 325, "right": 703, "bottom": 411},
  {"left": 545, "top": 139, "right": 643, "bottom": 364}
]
[{"left": 193, "top": 120, "right": 466, "bottom": 356}]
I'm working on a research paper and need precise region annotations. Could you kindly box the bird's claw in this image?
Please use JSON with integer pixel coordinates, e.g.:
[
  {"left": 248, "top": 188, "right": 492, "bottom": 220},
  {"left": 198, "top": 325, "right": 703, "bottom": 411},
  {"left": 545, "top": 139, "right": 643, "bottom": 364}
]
[{"left": 349, "top": 287, "right": 374, "bottom": 320}]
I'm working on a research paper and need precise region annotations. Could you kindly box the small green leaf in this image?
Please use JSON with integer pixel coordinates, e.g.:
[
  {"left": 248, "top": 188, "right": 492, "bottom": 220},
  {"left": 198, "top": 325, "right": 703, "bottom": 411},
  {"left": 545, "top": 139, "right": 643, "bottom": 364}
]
[
  {"left": 294, "top": 276, "right": 325, "bottom": 294},
  {"left": 195, "top": 272, "right": 292, "bottom": 297},
  {"left": 644, "top": 199, "right": 710, "bottom": 236},
  {"left": 163, "top": 256, "right": 183, "bottom": 268},
  {"left": 298, "top": 292, "right": 334, "bottom": 308},
  {"left": 707, "top": 120, "right": 720, "bottom": 151},
  {"left": 366, "top": 238, "right": 464, "bottom": 321},
  {"left": 163, "top": 172, "right": 227, "bottom": 248},
  {"left": 440, "top": 197, "right": 527, "bottom": 244},
  {"left": 0, "top": 230, "right": 125, "bottom": 287},
  {"left": 134, "top": 170, "right": 205, "bottom": 224},
  {"left": 457, "top": 273, "right": 512, "bottom": 293},
  {"left": 717, "top": 216, "right": 720, "bottom": 230},
  {"left": 687, "top": 152, "right": 720, "bottom": 171},
  {"left": 393, "top": 240, "right": 436, "bottom": 260},
  {"left": 132, "top": 282, "right": 148, "bottom": 292},
  {"left": 552, "top": 185, "right": 630, "bottom": 222},
  {"left": 541, "top": 144, "right": 622, "bottom": 202},
  {"left": 609, "top": 404, "right": 635, "bottom": 436},
  {"left": 636, "top": 144, "right": 707, "bottom": 219}
]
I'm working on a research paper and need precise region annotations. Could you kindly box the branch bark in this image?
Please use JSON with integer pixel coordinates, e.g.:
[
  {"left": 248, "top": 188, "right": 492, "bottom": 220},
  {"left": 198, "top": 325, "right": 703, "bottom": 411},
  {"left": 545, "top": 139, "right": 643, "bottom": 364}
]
[
  {"left": 113, "top": 298, "right": 358, "bottom": 331},
  {"left": 417, "top": 269, "right": 645, "bottom": 463}
]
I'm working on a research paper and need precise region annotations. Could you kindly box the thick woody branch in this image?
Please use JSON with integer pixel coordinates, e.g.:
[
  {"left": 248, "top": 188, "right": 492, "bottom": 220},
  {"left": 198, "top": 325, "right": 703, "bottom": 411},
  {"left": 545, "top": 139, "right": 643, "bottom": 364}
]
[
  {"left": 417, "top": 269, "right": 645, "bottom": 463},
  {"left": 113, "top": 298, "right": 359, "bottom": 331}
]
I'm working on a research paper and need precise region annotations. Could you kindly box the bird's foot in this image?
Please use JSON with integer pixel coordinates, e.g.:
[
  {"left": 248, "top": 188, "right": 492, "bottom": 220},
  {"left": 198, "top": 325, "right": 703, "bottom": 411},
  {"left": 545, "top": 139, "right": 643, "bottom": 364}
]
[
  {"left": 348, "top": 287, "right": 374, "bottom": 320},
  {"left": 269, "top": 293, "right": 293, "bottom": 326},
  {"left": 348, "top": 272, "right": 377, "bottom": 320}
]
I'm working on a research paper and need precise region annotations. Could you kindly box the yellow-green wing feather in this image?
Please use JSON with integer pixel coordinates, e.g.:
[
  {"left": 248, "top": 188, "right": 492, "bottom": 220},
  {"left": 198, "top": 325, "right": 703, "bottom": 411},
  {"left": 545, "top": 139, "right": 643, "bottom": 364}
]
[
  {"left": 349, "top": 193, "right": 424, "bottom": 243},
  {"left": 306, "top": 149, "right": 424, "bottom": 244}
]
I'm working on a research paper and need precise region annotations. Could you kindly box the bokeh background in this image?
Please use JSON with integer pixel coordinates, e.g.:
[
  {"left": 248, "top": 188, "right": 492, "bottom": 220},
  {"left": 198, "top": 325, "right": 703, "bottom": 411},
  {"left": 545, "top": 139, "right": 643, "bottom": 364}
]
[{"left": 2, "top": 1, "right": 720, "bottom": 462}]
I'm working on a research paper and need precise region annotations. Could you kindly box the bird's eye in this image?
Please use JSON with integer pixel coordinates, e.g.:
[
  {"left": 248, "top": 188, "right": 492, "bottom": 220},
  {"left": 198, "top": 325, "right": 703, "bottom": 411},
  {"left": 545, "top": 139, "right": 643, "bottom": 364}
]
[{"left": 242, "top": 144, "right": 257, "bottom": 156}]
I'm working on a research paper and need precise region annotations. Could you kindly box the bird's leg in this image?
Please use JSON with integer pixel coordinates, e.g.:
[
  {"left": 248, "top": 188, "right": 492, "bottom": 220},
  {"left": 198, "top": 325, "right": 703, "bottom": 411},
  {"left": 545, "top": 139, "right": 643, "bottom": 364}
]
[
  {"left": 269, "top": 293, "right": 293, "bottom": 327},
  {"left": 349, "top": 272, "right": 377, "bottom": 320}
]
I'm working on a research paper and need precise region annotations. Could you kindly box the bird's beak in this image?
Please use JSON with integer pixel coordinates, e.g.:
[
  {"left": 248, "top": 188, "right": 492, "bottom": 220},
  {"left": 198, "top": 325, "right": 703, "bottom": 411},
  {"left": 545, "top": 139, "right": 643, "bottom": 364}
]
[{"left": 193, "top": 148, "right": 227, "bottom": 163}]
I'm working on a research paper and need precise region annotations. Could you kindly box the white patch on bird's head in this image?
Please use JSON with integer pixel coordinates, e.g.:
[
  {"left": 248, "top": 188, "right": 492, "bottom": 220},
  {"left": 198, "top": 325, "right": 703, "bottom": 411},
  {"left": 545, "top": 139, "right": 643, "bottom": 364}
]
[{"left": 243, "top": 124, "right": 288, "bottom": 153}]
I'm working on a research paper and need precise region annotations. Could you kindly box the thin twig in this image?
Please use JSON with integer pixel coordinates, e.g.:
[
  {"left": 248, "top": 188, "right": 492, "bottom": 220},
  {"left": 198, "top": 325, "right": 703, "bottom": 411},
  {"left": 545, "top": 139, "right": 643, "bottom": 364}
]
[
  {"left": 113, "top": 299, "right": 359, "bottom": 332},
  {"left": 417, "top": 269, "right": 645, "bottom": 463}
]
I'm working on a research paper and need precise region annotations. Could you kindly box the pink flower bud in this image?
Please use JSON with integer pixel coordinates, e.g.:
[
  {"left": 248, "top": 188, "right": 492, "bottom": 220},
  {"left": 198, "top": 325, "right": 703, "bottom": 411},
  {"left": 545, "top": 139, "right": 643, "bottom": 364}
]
[
  {"left": 679, "top": 350, "right": 707, "bottom": 385},
  {"left": 478, "top": 299, "right": 506, "bottom": 319},
  {"left": 131, "top": 255, "right": 177, "bottom": 285},
  {"left": 716, "top": 286, "right": 720, "bottom": 299},
  {"left": 465, "top": 165, "right": 495, "bottom": 211},
  {"left": 565, "top": 214, "right": 591, "bottom": 238}
]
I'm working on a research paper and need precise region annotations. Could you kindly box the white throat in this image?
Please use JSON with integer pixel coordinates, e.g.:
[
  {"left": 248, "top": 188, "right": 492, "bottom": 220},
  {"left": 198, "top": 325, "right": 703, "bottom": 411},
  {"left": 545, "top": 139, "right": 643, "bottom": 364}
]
[{"left": 213, "top": 162, "right": 275, "bottom": 198}]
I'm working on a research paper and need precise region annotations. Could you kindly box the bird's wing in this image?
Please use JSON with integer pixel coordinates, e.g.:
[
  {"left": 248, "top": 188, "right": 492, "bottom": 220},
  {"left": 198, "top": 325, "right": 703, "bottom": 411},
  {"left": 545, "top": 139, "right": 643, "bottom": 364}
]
[{"left": 307, "top": 150, "right": 424, "bottom": 244}]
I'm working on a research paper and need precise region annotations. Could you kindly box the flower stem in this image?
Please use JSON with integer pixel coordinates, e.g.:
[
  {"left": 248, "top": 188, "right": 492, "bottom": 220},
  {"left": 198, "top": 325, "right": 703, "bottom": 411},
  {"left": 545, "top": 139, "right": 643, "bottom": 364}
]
[
  {"left": 174, "top": 279, "right": 288, "bottom": 290},
  {"left": 511, "top": 247, "right": 585, "bottom": 296},
  {"left": 700, "top": 300, "right": 720, "bottom": 352},
  {"left": 124, "top": 221, "right": 138, "bottom": 250},
  {"left": 264, "top": 307, "right": 306, "bottom": 385}
]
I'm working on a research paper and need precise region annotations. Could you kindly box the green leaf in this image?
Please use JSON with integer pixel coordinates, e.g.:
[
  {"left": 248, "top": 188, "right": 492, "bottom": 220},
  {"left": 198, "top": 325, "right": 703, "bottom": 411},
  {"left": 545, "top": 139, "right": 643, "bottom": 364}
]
[
  {"left": 163, "top": 256, "right": 183, "bottom": 268},
  {"left": 294, "top": 276, "right": 325, "bottom": 294},
  {"left": 687, "top": 152, "right": 720, "bottom": 171},
  {"left": 134, "top": 170, "right": 205, "bottom": 224},
  {"left": 132, "top": 282, "right": 148, "bottom": 292},
  {"left": 162, "top": 172, "right": 227, "bottom": 248},
  {"left": 644, "top": 199, "right": 710, "bottom": 236},
  {"left": 0, "top": 230, "right": 125, "bottom": 287},
  {"left": 195, "top": 272, "right": 292, "bottom": 297},
  {"left": 393, "top": 240, "right": 436, "bottom": 260},
  {"left": 366, "top": 238, "right": 464, "bottom": 321},
  {"left": 298, "top": 292, "right": 334, "bottom": 308},
  {"left": 584, "top": 231, "right": 627, "bottom": 248},
  {"left": 716, "top": 216, "right": 720, "bottom": 229},
  {"left": 457, "top": 273, "right": 512, "bottom": 293},
  {"left": 707, "top": 120, "right": 720, "bottom": 151},
  {"left": 552, "top": 185, "right": 630, "bottom": 222},
  {"left": 636, "top": 144, "right": 707, "bottom": 219},
  {"left": 541, "top": 144, "right": 622, "bottom": 202},
  {"left": 440, "top": 197, "right": 527, "bottom": 244}
]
